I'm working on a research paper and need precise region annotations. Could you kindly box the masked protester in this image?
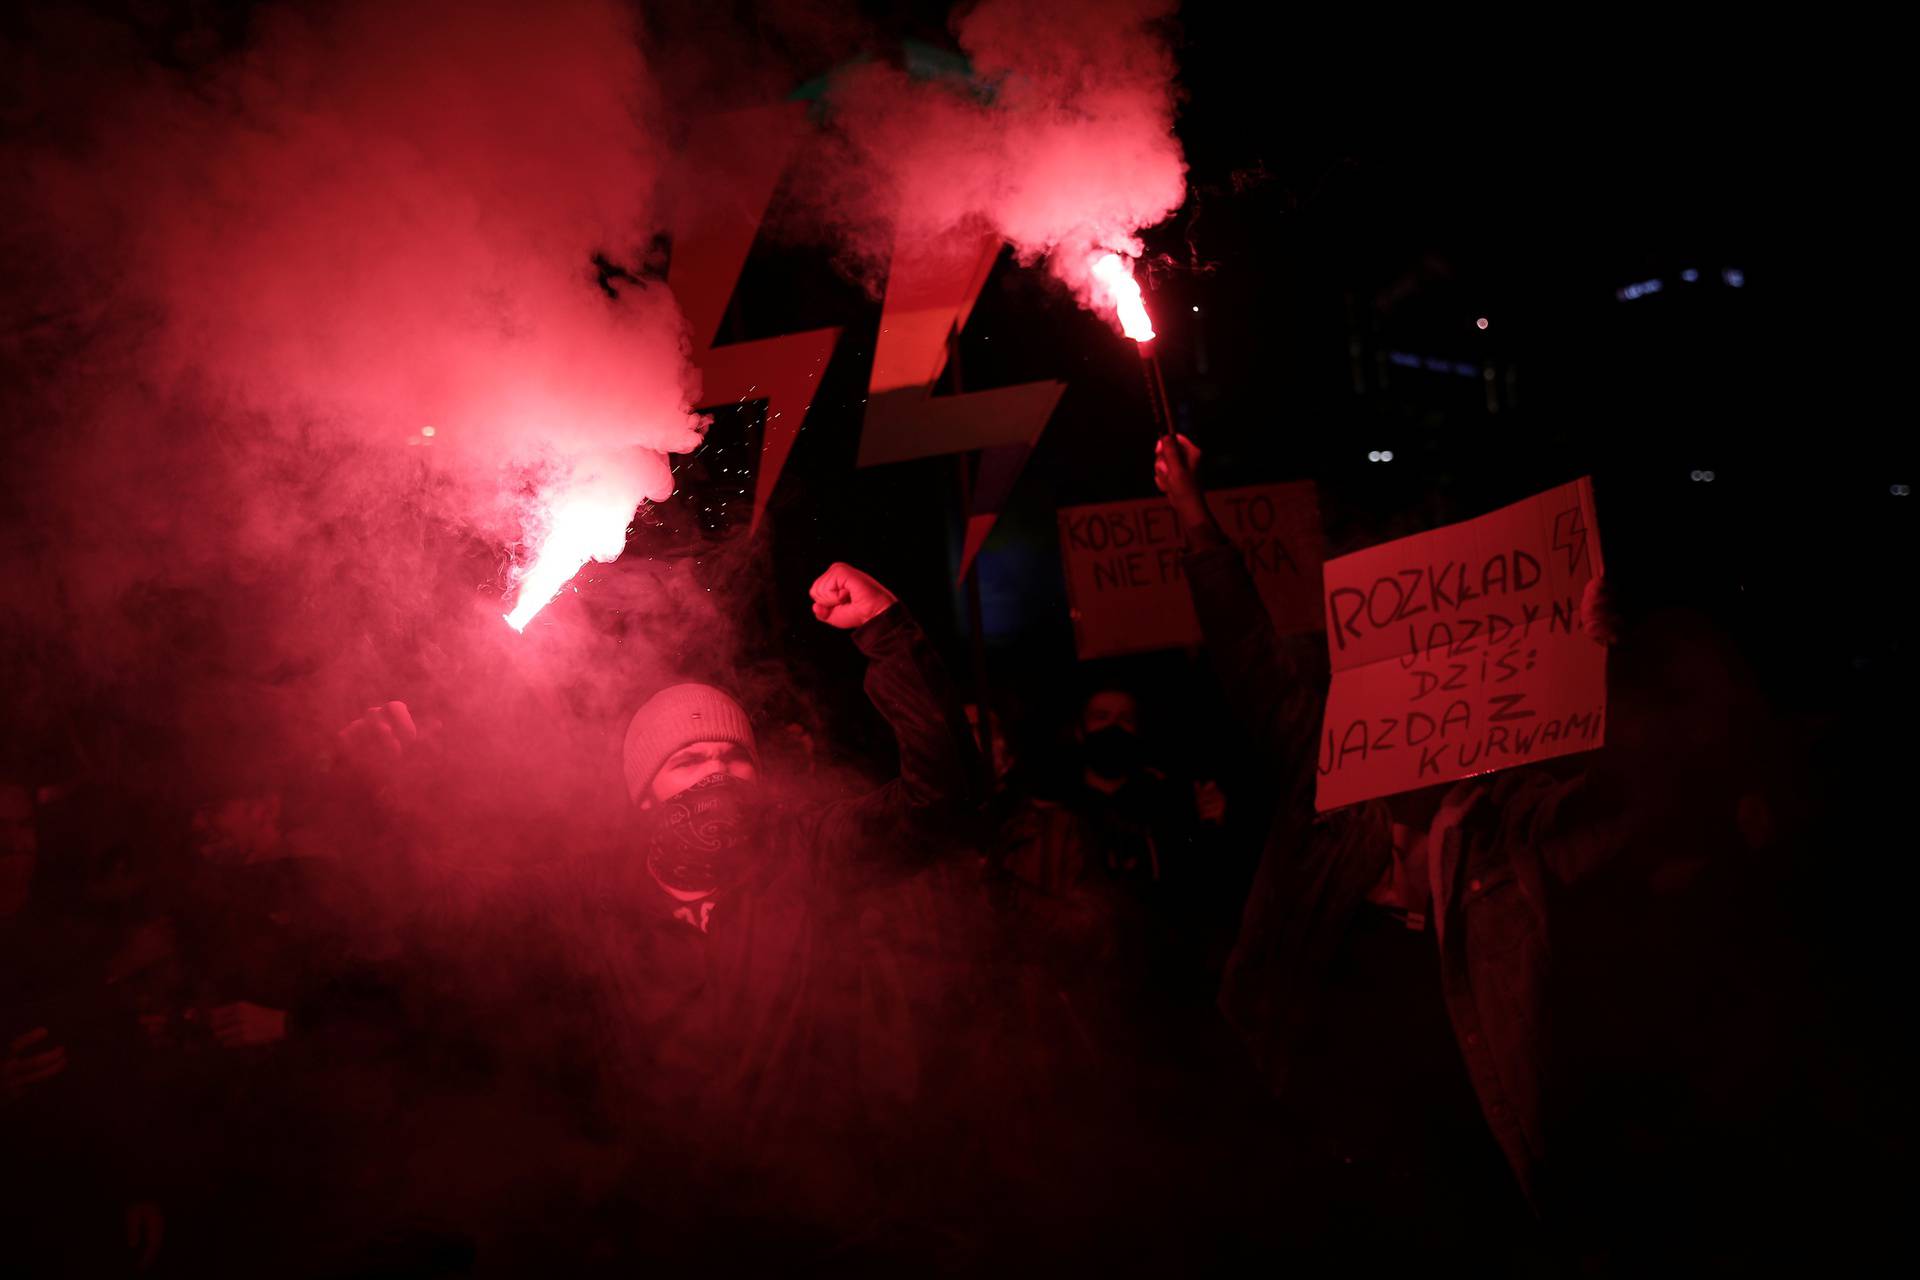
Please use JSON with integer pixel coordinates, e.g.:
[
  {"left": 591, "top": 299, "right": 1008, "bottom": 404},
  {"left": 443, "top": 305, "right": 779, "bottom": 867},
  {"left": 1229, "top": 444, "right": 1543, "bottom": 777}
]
[
  {"left": 586, "top": 562, "right": 982, "bottom": 1258},
  {"left": 325, "top": 562, "right": 981, "bottom": 1265},
  {"left": 1002, "top": 689, "right": 1227, "bottom": 897},
  {"left": 622, "top": 688, "right": 767, "bottom": 904},
  {"left": 991, "top": 684, "right": 1240, "bottom": 1133}
]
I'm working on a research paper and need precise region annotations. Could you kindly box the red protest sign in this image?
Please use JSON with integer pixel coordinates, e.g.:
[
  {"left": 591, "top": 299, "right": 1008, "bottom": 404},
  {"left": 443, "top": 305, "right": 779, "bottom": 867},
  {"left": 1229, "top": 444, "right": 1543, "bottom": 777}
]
[
  {"left": 1314, "top": 477, "right": 1606, "bottom": 811},
  {"left": 1060, "top": 482, "right": 1324, "bottom": 661}
]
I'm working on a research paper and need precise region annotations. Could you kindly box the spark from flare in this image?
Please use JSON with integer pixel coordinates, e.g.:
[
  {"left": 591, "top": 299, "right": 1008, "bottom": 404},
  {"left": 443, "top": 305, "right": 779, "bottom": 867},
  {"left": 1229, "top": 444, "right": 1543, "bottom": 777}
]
[{"left": 1091, "top": 252, "right": 1156, "bottom": 342}]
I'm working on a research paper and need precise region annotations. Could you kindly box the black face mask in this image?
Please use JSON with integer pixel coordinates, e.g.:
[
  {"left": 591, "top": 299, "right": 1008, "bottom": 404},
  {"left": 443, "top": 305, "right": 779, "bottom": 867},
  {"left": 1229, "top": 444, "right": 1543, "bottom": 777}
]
[
  {"left": 640, "top": 773, "right": 766, "bottom": 895},
  {"left": 1081, "top": 725, "right": 1143, "bottom": 781}
]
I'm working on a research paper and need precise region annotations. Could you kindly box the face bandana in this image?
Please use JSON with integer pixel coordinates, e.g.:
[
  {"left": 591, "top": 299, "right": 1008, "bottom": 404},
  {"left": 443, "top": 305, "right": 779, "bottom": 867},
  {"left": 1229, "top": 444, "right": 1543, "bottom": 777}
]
[
  {"left": 1081, "top": 725, "right": 1144, "bottom": 781},
  {"left": 641, "top": 772, "right": 766, "bottom": 896}
]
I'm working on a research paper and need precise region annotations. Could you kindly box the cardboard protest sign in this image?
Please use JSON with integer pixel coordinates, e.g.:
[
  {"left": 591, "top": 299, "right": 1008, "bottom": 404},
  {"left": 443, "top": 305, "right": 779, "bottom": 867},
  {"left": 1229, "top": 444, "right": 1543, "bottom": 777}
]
[
  {"left": 1059, "top": 482, "right": 1324, "bottom": 661},
  {"left": 1314, "top": 477, "right": 1605, "bottom": 811}
]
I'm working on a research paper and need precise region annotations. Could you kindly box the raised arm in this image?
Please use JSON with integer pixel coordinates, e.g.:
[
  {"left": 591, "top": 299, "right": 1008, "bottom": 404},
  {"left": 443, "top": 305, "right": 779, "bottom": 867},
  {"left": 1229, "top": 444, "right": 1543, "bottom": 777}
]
[
  {"left": 806, "top": 563, "right": 983, "bottom": 863},
  {"left": 1156, "top": 435, "right": 1329, "bottom": 791}
]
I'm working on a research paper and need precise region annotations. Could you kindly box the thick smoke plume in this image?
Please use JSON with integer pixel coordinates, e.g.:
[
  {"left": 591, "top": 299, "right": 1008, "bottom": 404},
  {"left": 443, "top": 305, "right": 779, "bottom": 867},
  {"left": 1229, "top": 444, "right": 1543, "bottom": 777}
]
[
  {"left": 4, "top": 0, "right": 700, "bottom": 462},
  {"left": 814, "top": 0, "right": 1187, "bottom": 314},
  {"left": 1, "top": 0, "right": 705, "bottom": 782}
]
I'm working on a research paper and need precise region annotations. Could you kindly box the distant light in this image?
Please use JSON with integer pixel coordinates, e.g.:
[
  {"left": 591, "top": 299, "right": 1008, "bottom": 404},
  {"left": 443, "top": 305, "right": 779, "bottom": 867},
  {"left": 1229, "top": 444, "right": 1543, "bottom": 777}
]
[
  {"left": 1680, "top": 269, "right": 1700, "bottom": 283},
  {"left": 1387, "top": 351, "right": 1422, "bottom": 369},
  {"left": 1191, "top": 305, "right": 1200, "bottom": 313},
  {"left": 1690, "top": 470, "right": 1703, "bottom": 481},
  {"left": 1703, "top": 470, "right": 1716, "bottom": 482},
  {"left": 1475, "top": 317, "right": 1489, "bottom": 330},
  {"left": 1723, "top": 268, "right": 1745, "bottom": 288},
  {"left": 1616, "top": 278, "right": 1664, "bottom": 302},
  {"left": 1368, "top": 451, "right": 1382, "bottom": 462},
  {"left": 421, "top": 426, "right": 436, "bottom": 437},
  {"left": 1895, "top": 484, "right": 1912, "bottom": 497},
  {"left": 1380, "top": 450, "right": 1394, "bottom": 462}
]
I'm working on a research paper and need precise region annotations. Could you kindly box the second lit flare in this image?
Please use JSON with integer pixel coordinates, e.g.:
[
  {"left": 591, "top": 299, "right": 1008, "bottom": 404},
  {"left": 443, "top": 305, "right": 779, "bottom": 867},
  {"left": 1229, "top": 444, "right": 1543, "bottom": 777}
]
[
  {"left": 1092, "top": 252, "right": 1156, "bottom": 342},
  {"left": 1091, "top": 251, "right": 1172, "bottom": 438}
]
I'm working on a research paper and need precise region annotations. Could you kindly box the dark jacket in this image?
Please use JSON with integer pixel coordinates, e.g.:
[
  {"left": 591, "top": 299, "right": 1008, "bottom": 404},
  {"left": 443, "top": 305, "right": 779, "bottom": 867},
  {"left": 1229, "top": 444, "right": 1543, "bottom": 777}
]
[
  {"left": 579, "top": 603, "right": 981, "bottom": 1178},
  {"left": 1185, "top": 537, "right": 1646, "bottom": 1210}
]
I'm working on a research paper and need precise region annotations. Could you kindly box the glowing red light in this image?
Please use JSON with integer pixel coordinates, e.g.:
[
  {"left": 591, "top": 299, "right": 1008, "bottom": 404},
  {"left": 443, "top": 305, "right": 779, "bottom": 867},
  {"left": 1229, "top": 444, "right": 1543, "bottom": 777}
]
[
  {"left": 1475, "top": 317, "right": 1489, "bottom": 330},
  {"left": 504, "top": 489, "right": 635, "bottom": 631},
  {"left": 1092, "top": 252, "right": 1155, "bottom": 342}
]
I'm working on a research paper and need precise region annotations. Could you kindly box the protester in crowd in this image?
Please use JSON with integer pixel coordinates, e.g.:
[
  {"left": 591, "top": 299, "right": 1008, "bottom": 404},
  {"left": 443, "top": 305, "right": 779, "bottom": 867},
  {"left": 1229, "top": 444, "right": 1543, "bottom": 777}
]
[
  {"left": 130, "top": 784, "right": 416, "bottom": 1274},
  {"left": 1155, "top": 432, "right": 1645, "bottom": 1265},
  {"left": 1, "top": 781, "right": 183, "bottom": 1274},
  {"left": 333, "top": 561, "right": 984, "bottom": 1264},
  {"left": 994, "top": 681, "right": 1246, "bottom": 1019},
  {"left": 1000, "top": 687, "right": 1229, "bottom": 893}
]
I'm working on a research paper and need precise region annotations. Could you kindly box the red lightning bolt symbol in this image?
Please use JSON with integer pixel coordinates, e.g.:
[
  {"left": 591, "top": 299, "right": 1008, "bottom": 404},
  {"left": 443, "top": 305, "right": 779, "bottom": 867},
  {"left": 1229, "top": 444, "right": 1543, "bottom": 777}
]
[
  {"left": 1552, "top": 507, "right": 1589, "bottom": 575},
  {"left": 669, "top": 106, "right": 842, "bottom": 537}
]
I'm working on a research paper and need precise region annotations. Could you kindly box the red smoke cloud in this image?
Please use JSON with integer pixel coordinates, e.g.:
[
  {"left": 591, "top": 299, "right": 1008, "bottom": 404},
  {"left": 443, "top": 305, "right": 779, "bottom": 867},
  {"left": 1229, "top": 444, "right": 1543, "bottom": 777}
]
[
  {"left": 26, "top": 0, "right": 699, "bottom": 461},
  {"left": 0, "top": 0, "right": 727, "bottom": 808},
  {"left": 816, "top": 0, "right": 1187, "bottom": 313},
  {"left": 3, "top": 0, "right": 702, "bottom": 645}
]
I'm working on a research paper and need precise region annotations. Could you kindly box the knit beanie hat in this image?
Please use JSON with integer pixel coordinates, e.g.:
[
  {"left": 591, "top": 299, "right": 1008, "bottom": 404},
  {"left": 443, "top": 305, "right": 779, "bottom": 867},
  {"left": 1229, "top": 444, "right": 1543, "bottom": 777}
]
[{"left": 621, "top": 683, "right": 758, "bottom": 803}]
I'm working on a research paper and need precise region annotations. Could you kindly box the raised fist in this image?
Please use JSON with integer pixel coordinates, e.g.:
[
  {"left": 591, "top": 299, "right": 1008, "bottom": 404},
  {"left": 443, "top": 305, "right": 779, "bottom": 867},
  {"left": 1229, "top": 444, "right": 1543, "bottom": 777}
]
[
  {"left": 333, "top": 701, "right": 422, "bottom": 784},
  {"left": 809, "top": 563, "right": 898, "bottom": 630}
]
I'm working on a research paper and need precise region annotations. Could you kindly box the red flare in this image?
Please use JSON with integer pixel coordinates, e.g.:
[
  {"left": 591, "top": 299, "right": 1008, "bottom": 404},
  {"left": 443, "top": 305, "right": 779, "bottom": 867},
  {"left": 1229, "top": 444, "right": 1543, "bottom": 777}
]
[
  {"left": 1092, "top": 252, "right": 1156, "bottom": 342},
  {"left": 503, "top": 490, "right": 633, "bottom": 632}
]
